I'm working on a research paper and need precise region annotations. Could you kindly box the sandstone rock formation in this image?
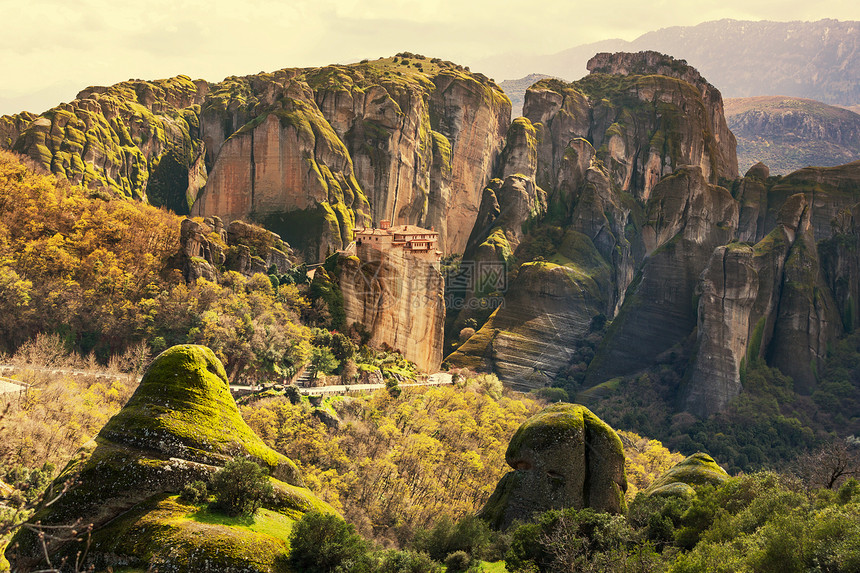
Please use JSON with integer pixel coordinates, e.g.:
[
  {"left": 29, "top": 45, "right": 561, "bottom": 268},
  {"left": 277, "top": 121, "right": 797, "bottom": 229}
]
[
  {"left": 176, "top": 217, "right": 294, "bottom": 283},
  {"left": 6, "top": 345, "right": 332, "bottom": 572},
  {"left": 683, "top": 192, "right": 843, "bottom": 416},
  {"left": 586, "top": 166, "right": 738, "bottom": 386},
  {"left": 185, "top": 58, "right": 510, "bottom": 259},
  {"left": 3, "top": 56, "right": 510, "bottom": 260},
  {"left": 644, "top": 453, "right": 729, "bottom": 498},
  {"left": 479, "top": 403, "right": 627, "bottom": 530},
  {"left": 721, "top": 160, "right": 860, "bottom": 249},
  {"left": 452, "top": 53, "right": 860, "bottom": 418},
  {"left": 337, "top": 231, "right": 445, "bottom": 373},
  {"left": 528, "top": 53, "right": 738, "bottom": 203},
  {"left": 2, "top": 76, "right": 209, "bottom": 212},
  {"left": 450, "top": 52, "right": 735, "bottom": 390},
  {"left": 587, "top": 50, "right": 738, "bottom": 182},
  {"left": 191, "top": 84, "right": 372, "bottom": 262},
  {"left": 448, "top": 257, "right": 608, "bottom": 391},
  {"left": 821, "top": 202, "right": 860, "bottom": 333}
]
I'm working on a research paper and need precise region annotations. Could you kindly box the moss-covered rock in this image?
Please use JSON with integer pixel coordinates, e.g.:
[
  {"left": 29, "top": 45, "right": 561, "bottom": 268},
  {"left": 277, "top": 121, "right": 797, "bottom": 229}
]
[
  {"left": 478, "top": 403, "right": 627, "bottom": 530},
  {"left": 644, "top": 452, "right": 729, "bottom": 497},
  {"left": 5, "top": 345, "right": 333, "bottom": 572}
]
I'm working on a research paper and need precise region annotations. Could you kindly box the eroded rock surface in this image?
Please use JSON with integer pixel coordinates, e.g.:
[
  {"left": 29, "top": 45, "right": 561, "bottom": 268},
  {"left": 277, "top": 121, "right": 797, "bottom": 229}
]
[
  {"left": 4, "top": 57, "right": 510, "bottom": 260},
  {"left": 338, "top": 235, "right": 445, "bottom": 372},
  {"left": 479, "top": 403, "right": 627, "bottom": 530},
  {"left": 586, "top": 167, "right": 737, "bottom": 386}
]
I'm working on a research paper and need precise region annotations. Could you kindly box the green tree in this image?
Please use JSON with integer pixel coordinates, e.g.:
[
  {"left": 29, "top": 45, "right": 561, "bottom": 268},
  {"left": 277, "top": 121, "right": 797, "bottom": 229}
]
[
  {"left": 287, "top": 511, "right": 373, "bottom": 573},
  {"left": 210, "top": 458, "right": 274, "bottom": 516},
  {"left": 310, "top": 346, "right": 339, "bottom": 378}
]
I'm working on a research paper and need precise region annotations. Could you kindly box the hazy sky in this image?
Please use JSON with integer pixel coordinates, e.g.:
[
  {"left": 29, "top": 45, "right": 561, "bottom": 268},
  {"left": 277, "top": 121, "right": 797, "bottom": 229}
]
[{"left": 1, "top": 0, "right": 858, "bottom": 115}]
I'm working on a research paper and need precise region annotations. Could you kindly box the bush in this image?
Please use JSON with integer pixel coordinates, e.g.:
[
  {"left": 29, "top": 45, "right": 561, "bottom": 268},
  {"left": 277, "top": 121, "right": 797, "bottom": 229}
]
[
  {"left": 530, "top": 387, "right": 570, "bottom": 403},
  {"left": 412, "top": 515, "right": 501, "bottom": 562},
  {"left": 386, "top": 378, "right": 402, "bottom": 398},
  {"left": 287, "top": 511, "right": 373, "bottom": 573},
  {"left": 210, "top": 458, "right": 274, "bottom": 516},
  {"left": 505, "top": 507, "right": 634, "bottom": 572},
  {"left": 444, "top": 550, "right": 472, "bottom": 572},
  {"left": 377, "top": 549, "right": 441, "bottom": 573},
  {"left": 179, "top": 480, "right": 208, "bottom": 504}
]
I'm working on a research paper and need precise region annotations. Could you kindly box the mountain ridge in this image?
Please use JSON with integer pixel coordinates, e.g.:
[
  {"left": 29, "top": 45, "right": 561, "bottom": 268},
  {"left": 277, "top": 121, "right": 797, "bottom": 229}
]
[{"left": 481, "top": 19, "right": 860, "bottom": 106}]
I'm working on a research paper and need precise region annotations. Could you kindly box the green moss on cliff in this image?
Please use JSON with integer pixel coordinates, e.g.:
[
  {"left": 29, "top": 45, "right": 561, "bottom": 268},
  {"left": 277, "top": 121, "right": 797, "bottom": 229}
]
[
  {"left": 644, "top": 453, "right": 729, "bottom": 496},
  {"left": 506, "top": 403, "right": 621, "bottom": 459},
  {"left": 100, "top": 345, "right": 300, "bottom": 482},
  {"left": 89, "top": 495, "right": 293, "bottom": 573}
]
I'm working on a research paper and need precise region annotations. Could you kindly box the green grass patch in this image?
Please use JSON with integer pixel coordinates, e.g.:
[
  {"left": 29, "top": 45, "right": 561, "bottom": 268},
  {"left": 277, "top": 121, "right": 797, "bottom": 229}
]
[{"left": 188, "top": 505, "right": 296, "bottom": 540}]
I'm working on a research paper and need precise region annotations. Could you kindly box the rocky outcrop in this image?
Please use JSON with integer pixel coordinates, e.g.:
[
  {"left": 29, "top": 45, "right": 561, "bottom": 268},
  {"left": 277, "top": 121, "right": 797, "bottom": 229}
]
[
  {"left": 191, "top": 84, "right": 372, "bottom": 262},
  {"left": 7, "top": 76, "right": 209, "bottom": 212},
  {"left": 527, "top": 53, "right": 737, "bottom": 203},
  {"left": 684, "top": 193, "right": 842, "bottom": 415},
  {"left": 644, "top": 453, "right": 729, "bottom": 498},
  {"left": 454, "top": 55, "right": 860, "bottom": 418},
  {"left": 338, "top": 242, "right": 444, "bottom": 373},
  {"left": 6, "top": 57, "right": 510, "bottom": 259},
  {"left": 683, "top": 244, "right": 759, "bottom": 416},
  {"left": 735, "top": 162, "right": 771, "bottom": 243},
  {"left": 764, "top": 195, "right": 842, "bottom": 393},
  {"left": 6, "top": 345, "right": 332, "bottom": 571},
  {"left": 734, "top": 161, "right": 860, "bottom": 244},
  {"left": 463, "top": 117, "right": 547, "bottom": 262},
  {"left": 0, "top": 112, "right": 36, "bottom": 149},
  {"left": 479, "top": 403, "right": 626, "bottom": 530},
  {"left": 821, "top": 202, "right": 860, "bottom": 333},
  {"left": 448, "top": 258, "right": 609, "bottom": 391},
  {"left": 586, "top": 167, "right": 738, "bottom": 386},
  {"left": 451, "top": 53, "right": 740, "bottom": 386},
  {"left": 176, "top": 217, "right": 294, "bottom": 282},
  {"left": 191, "top": 57, "right": 510, "bottom": 258},
  {"left": 587, "top": 50, "right": 738, "bottom": 182}
]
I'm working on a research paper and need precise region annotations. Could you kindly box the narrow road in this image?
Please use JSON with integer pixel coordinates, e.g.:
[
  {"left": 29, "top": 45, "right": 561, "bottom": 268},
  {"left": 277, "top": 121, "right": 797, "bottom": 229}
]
[
  {"left": 0, "top": 376, "right": 28, "bottom": 395},
  {"left": 0, "top": 364, "right": 454, "bottom": 397}
]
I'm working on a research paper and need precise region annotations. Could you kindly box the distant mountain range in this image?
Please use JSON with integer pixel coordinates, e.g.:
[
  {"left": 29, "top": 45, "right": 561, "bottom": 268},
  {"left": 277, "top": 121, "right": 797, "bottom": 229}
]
[
  {"left": 498, "top": 74, "right": 554, "bottom": 119},
  {"left": 481, "top": 19, "right": 860, "bottom": 106},
  {"left": 725, "top": 96, "right": 860, "bottom": 175}
]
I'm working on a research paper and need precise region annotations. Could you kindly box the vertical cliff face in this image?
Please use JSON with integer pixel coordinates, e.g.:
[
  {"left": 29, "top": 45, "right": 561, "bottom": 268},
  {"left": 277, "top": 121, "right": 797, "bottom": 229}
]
[
  {"left": 338, "top": 236, "right": 445, "bottom": 373},
  {"left": 586, "top": 50, "right": 738, "bottom": 182},
  {"left": 737, "top": 160, "right": 860, "bottom": 243},
  {"left": 821, "top": 203, "right": 860, "bottom": 334},
  {"left": 2, "top": 76, "right": 209, "bottom": 213},
  {"left": 450, "top": 51, "right": 741, "bottom": 389},
  {"left": 683, "top": 244, "right": 759, "bottom": 417},
  {"left": 585, "top": 167, "right": 738, "bottom": 386},
  {"left": 684, "top": 193, "right": 843, "bottom": 416},
  {"left": 524, "top": 52, "right": 738, "bottom": 205},
  {"left": 191, "top": 82, "right": 372, "bottom": 262},
  {"left": 192, "top": 57, "right": 510, "bottom": 259},
  {"left": 4, "top": 57, "right": 509, "bottom": 260},
  {"left": 453, "top": 52, "right": 859, "bottom": 415}
]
